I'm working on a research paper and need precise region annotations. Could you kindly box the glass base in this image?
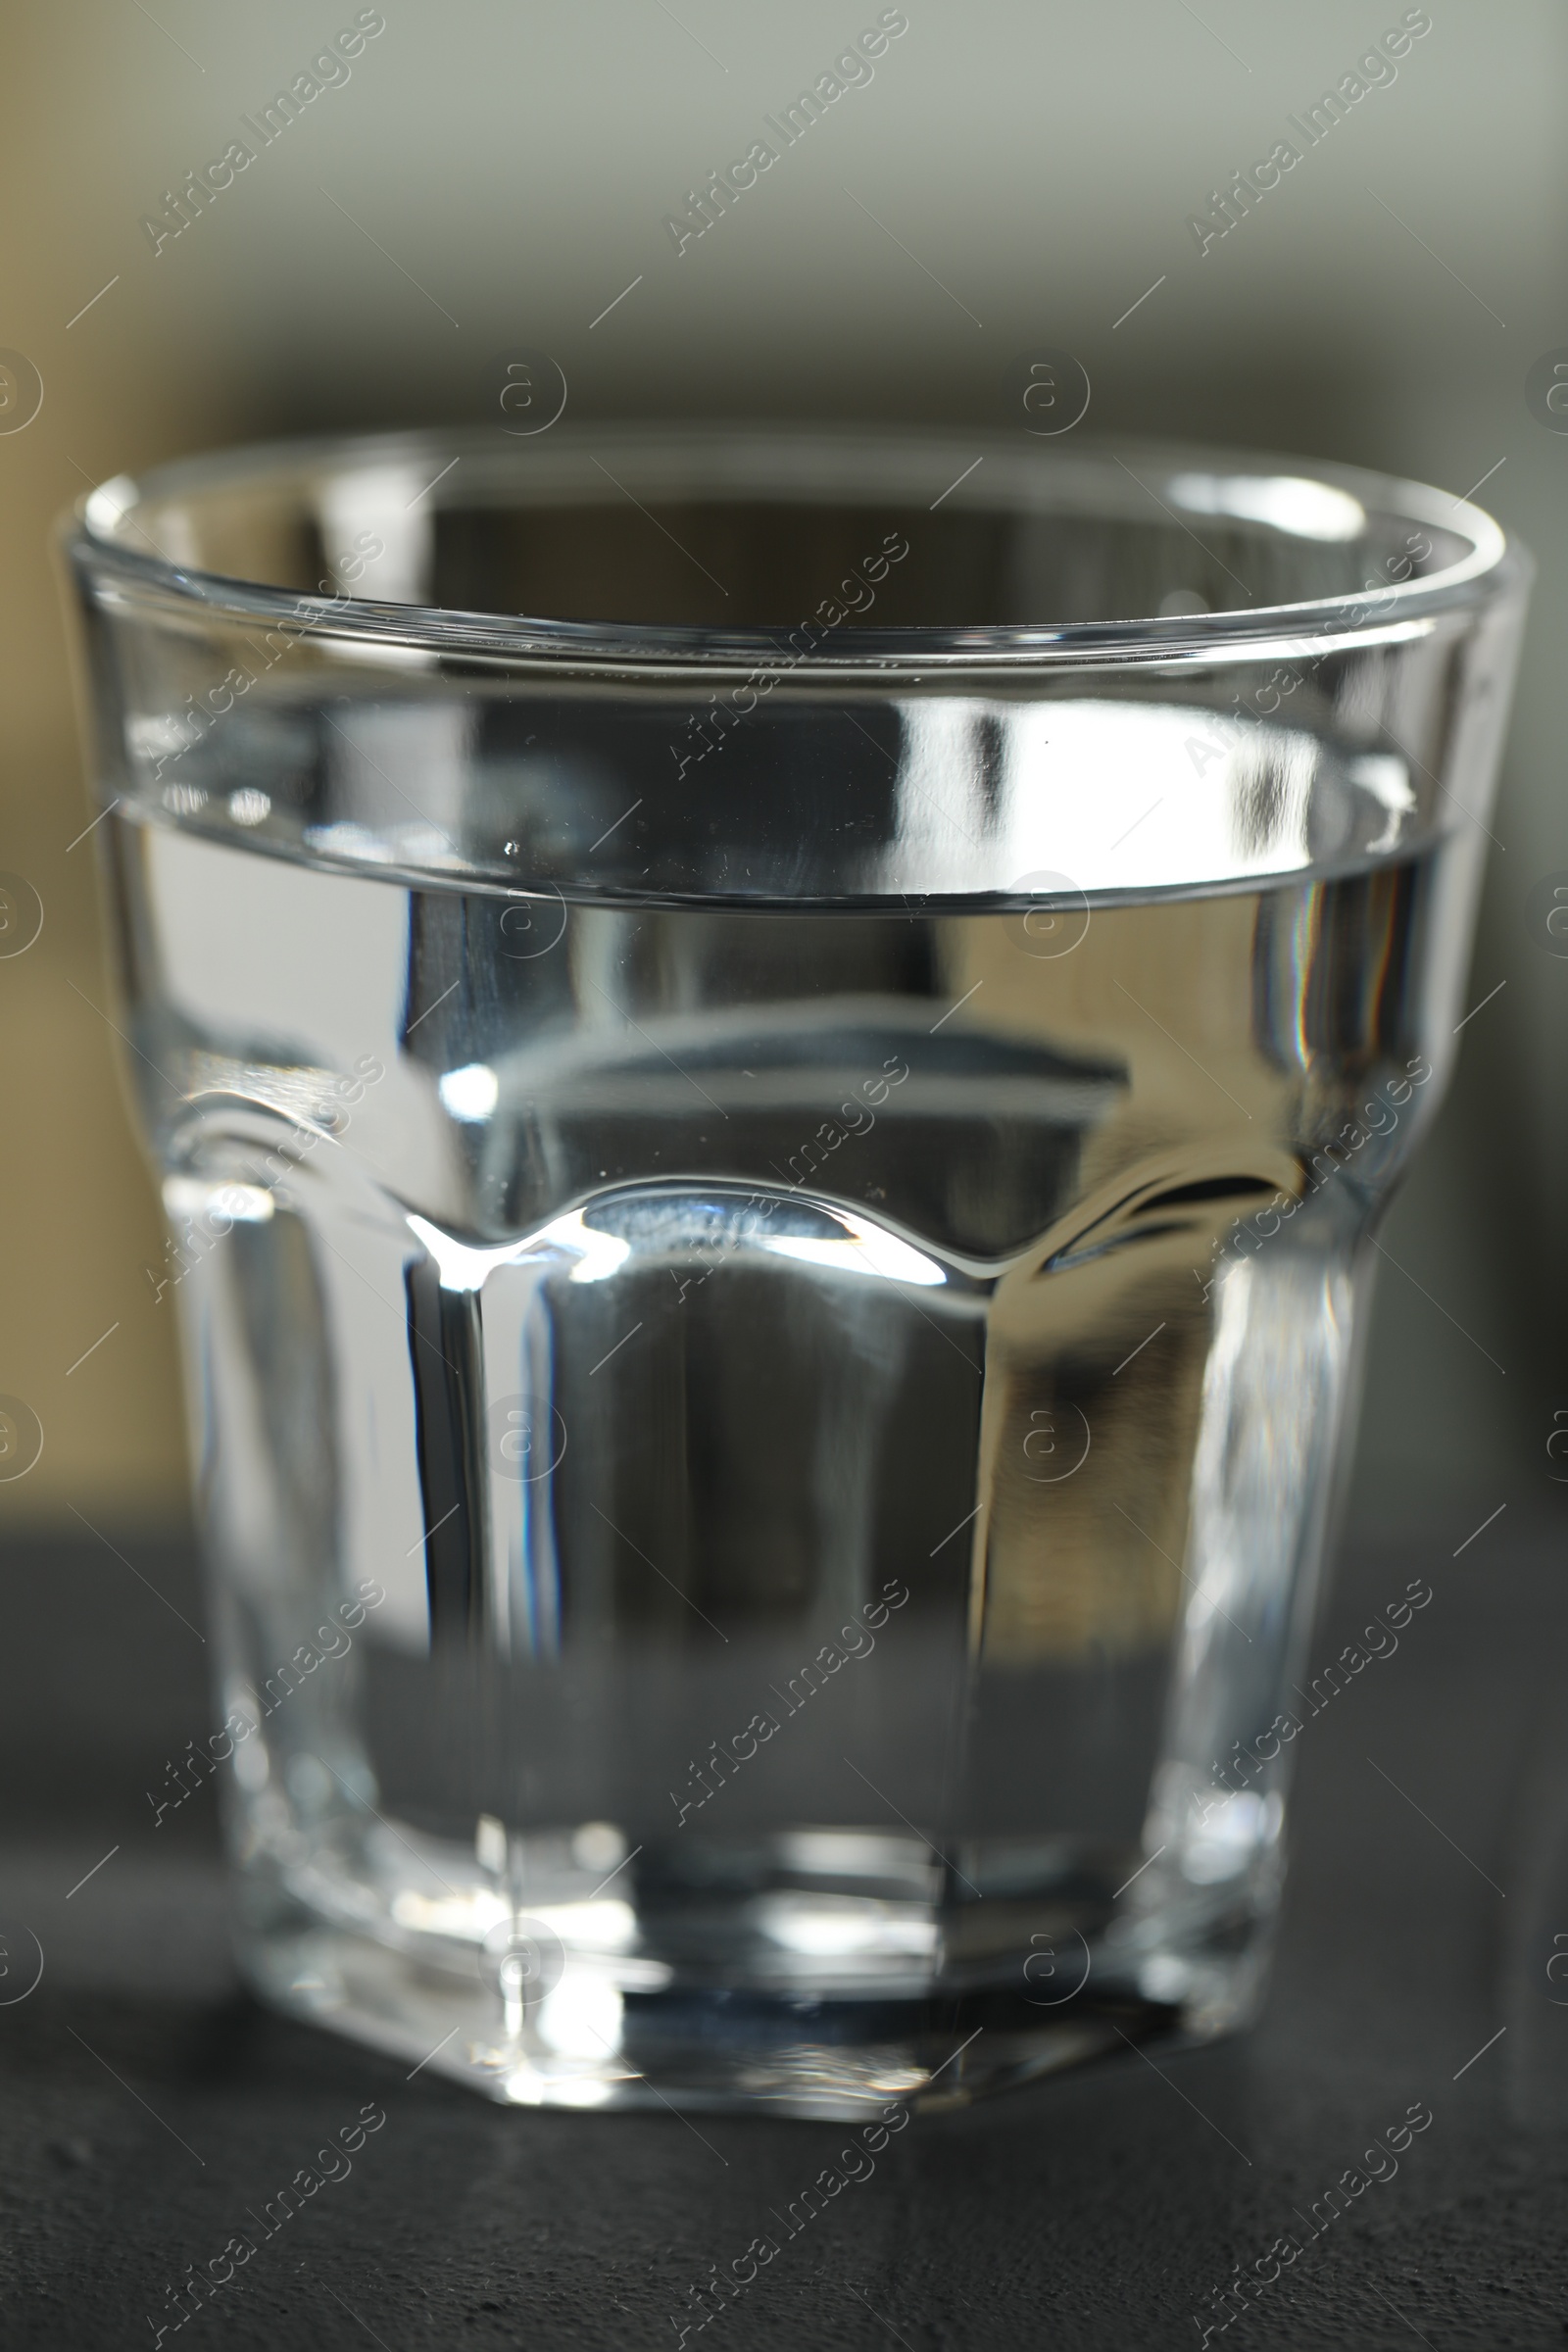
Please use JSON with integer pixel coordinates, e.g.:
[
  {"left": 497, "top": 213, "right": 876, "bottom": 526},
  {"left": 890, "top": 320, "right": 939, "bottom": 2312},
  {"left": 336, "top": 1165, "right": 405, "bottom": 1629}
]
[{"left": 234, "top": 1821, "right": 1268, "bottom": 2117}]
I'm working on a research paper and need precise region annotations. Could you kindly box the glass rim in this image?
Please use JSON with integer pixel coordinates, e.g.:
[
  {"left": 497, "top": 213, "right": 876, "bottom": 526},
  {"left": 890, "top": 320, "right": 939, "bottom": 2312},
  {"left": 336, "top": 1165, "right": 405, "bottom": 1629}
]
[{"left": 66, "top": 422, "right": 1528, "bottom": 672}]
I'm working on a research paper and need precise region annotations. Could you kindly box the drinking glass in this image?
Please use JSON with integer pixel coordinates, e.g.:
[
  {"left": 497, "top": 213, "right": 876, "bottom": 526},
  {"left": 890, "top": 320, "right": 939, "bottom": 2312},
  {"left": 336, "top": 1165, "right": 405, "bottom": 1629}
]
[{"left": 63, "top": 427, "right": 1528, "bottom": 2115}]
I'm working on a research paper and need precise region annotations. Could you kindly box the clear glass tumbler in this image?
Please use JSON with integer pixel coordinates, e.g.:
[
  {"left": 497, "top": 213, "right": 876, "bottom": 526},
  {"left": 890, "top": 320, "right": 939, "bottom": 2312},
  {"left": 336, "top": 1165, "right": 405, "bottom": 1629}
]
[{"left": 64, "top": 427, "right": 1527, "bottom": 2115}]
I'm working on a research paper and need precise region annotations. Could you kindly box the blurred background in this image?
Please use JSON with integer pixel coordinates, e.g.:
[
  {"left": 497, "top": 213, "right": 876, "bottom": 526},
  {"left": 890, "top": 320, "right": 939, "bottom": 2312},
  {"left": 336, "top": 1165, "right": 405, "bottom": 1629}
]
[{"left": 1, "top": 0, "right": 1564, "bottom": 1541}]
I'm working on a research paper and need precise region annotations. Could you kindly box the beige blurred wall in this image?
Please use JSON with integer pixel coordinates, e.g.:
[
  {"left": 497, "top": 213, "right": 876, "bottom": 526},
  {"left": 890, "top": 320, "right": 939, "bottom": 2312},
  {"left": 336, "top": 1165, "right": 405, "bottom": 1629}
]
[{"left": 2, "top": 0, "right": 1565, "bottom": 1529}]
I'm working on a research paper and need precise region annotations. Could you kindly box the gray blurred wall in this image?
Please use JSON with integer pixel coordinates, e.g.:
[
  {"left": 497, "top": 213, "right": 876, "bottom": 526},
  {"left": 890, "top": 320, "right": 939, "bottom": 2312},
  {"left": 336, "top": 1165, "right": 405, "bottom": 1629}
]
[{"left": 1, "top": 0, "right": 1563, "bottom": 1532}]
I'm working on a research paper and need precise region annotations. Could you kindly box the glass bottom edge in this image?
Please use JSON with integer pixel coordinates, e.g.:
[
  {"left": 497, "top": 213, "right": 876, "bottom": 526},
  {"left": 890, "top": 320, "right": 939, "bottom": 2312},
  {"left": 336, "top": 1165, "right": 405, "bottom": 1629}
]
[{"left": 237, "top": 1918, "right": 1265, "bottom": 2118}]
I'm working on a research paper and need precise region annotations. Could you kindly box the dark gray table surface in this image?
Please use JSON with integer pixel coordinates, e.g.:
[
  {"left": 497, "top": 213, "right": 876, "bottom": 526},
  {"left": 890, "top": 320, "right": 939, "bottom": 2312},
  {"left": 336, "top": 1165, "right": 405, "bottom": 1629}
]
[{"left": 1, "top": 1506, "right": 1564, "bottom": 2350}]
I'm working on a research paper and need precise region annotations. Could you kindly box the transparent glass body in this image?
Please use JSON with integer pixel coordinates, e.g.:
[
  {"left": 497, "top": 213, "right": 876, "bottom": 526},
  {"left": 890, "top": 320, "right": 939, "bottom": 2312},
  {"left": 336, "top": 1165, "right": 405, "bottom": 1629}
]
[{"left": 65, "top": 428, "right": 1527, "bottom": 2115}]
